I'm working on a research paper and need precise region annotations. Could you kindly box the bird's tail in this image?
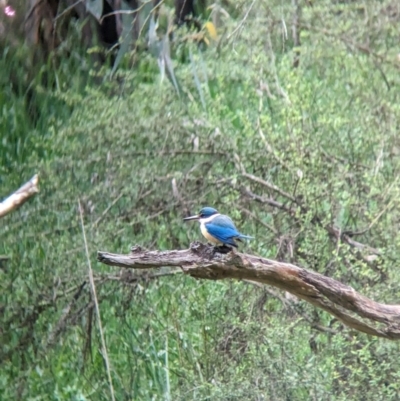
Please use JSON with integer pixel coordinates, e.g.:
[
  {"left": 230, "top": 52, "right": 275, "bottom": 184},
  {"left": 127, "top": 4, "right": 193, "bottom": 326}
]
[{"left": 238, "top": 234, "right": 254, "bottom": 240}]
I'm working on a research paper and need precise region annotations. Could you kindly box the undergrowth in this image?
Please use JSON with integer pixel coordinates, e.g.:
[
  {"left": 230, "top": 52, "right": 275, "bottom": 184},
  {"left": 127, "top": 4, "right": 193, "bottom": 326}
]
[{"left": 2, "top": 1, "right": 400, "bottom": 400}]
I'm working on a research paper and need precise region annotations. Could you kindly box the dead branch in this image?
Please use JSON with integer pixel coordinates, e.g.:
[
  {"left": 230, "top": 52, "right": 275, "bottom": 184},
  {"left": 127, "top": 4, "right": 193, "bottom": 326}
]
[
  {"left": 242, "top": 172, "right": 297, "bottom": 203},
  {"left": 98, "top": 242, "right": 400, "bottom": 340},
  {"left": 0, "top": 174, "right": 39, "bottom": 218}
]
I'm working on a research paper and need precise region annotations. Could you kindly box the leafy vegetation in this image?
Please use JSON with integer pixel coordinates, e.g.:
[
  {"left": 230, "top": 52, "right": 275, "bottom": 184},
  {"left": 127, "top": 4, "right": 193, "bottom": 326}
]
[{"left": 2, "top": 1, "right": 400, "bottom": 400}]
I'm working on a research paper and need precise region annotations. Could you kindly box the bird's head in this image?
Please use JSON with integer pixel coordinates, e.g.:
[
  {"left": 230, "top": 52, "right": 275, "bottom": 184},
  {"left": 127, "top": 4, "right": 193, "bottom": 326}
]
[{"left": 183, "top": 207, "right": 218, "bottom": 222}]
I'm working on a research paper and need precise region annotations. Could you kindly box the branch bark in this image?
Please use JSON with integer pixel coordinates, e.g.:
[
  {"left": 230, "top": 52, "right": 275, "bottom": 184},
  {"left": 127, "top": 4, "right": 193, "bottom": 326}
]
[
  {"left": 0, "top": 174, "right": 39, "bottom": 218},
  {"left": 98, "top": 242, "right": 400, "bottom": 340}
]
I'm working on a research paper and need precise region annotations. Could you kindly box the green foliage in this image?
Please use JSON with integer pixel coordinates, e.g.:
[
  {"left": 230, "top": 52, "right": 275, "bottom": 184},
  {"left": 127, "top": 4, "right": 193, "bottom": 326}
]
[{"left": 2, "top": 1, "right": 400, "bottom": 400}]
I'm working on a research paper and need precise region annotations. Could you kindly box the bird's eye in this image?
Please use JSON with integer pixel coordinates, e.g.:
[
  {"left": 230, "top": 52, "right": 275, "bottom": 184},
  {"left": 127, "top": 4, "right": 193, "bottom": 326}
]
[{"left": 200, "top": 213, "right": 204, "bottom": 218}]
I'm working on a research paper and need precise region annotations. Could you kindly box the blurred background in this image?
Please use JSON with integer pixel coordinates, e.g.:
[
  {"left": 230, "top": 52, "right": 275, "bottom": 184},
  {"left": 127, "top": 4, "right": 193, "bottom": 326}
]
[{"left": 1, "top": 0, "right": 400, "bottom": 399}]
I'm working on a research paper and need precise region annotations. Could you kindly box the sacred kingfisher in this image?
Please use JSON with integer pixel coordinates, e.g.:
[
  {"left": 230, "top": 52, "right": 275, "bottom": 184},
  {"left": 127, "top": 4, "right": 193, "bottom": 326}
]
[{"left": 183, "top": 207, "right": 253, "bottom": 248}]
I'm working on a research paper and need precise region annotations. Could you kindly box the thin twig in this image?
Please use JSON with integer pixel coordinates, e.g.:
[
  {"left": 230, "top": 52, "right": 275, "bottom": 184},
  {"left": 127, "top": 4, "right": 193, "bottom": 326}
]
[
  {"left": 79, "top": 200, "right": 116, "bottom": 401},
  {"left": 93, "top": 192, "right": 124, "bottom": 228},
  {"left": 46, "top": 282, "right": 87, "bottom": 347},
  {"left": 241, "top": 207, "right": 278, "bottom": 235},
  {"left": 257, "top": 98, "right": 292, "bottom": 172},
  {"left": 227, "top": 0, "right": 256, "bottom": 40},
  {"left": 239, "top": 186, "right": 296, "bottom": 215},
  {"left": 242, "top": 172, "right": 297, "bottom": 202},
  {"left": 53, "top": 0, "right": 83, "bottom": 22},
  {"left": 246, "top": 281, "right": 339, "bottom": 335}
]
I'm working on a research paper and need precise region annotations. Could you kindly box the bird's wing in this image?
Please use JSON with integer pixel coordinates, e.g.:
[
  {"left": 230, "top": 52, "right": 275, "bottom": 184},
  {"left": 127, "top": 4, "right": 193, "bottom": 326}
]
[
  {"left": 210, "top": 215, "right": 238, "bottom": 230},
  {"left": 204, "top": 222, "right": 239, "bottom": 247},
  {"left": 210, "top": 215, "right": 254, "bottom": 240}
]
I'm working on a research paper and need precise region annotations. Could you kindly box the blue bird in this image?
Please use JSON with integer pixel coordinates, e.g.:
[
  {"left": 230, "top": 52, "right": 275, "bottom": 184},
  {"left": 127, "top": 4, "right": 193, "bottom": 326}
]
[{"left": 183, "top": 207, "right": 253, "bottom": 248}]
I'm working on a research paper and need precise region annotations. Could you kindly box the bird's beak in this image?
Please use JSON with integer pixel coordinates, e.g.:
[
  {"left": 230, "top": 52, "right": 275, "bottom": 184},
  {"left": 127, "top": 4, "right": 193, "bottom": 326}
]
[{"left": 183, "top": 214, "right": 200, "bottom": 221}]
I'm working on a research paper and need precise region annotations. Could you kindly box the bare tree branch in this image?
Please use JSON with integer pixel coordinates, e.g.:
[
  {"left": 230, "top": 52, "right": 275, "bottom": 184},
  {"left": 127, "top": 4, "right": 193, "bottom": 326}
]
[
  {"left": 0, "top": 174, "right": 39, "bottom": 218},
  {"left": 242, "top": 172, "right": 297, "bottom": 203},
  {"left": 98, "top": 243, "right": 400, "bottom": 340}
]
